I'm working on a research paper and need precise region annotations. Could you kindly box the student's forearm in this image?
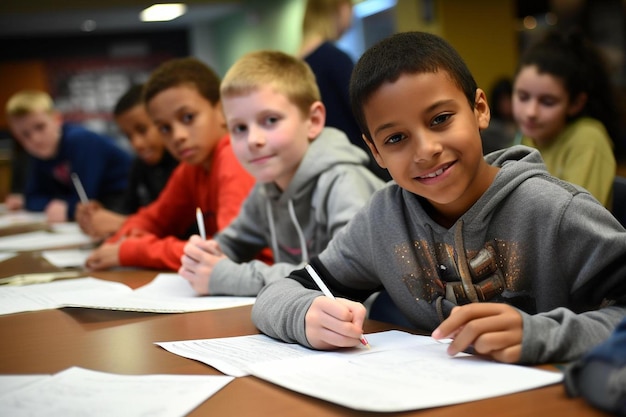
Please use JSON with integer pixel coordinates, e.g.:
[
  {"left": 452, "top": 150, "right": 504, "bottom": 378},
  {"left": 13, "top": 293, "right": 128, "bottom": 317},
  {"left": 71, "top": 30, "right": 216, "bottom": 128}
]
[{"left": 520, "top": 305, "right": 626, "bottom": 364}]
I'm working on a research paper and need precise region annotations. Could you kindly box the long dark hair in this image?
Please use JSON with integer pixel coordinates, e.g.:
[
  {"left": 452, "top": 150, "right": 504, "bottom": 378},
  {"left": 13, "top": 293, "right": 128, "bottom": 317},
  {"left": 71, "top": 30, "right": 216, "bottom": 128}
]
[{"left": 516, "top": 30, "right": 620, "bottom": 146}]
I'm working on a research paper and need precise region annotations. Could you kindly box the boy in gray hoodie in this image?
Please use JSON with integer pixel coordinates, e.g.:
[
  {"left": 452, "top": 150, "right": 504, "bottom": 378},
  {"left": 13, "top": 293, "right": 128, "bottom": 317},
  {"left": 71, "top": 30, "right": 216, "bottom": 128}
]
[
  {"left": 178, "top": 50, "right": 385, "bottom": 296},
  {"left": 251, "top": 32, "right": 626, "bottom": 365}
]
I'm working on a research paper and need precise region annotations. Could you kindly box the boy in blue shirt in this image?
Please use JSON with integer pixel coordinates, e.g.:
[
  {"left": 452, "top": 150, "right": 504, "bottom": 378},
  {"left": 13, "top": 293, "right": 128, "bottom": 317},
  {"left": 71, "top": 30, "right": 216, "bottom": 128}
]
[
  {"left": 5, "top": 89, "right": 132, "bottom": 222},
  {"left": 252, "top": 32, "right": 626, "bottom": 365}
]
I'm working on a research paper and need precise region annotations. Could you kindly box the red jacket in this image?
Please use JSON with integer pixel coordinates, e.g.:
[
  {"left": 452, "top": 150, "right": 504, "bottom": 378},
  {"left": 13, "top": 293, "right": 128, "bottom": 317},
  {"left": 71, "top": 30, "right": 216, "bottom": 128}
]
[{"left": 109, "top": 135, "right": 255, "bottom": 270}]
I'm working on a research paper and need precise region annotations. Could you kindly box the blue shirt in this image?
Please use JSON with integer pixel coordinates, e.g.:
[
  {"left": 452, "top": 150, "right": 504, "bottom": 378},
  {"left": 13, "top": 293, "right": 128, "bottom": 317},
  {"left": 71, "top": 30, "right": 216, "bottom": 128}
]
[{"left": 24, "top": 123, "right": 132, "bottom": 219}]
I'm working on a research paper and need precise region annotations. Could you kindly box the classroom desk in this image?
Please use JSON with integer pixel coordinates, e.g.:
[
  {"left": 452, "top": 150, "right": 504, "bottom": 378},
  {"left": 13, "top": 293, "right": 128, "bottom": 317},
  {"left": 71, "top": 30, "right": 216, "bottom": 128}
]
[{"left": 0, "top": 257, "right": 610, "bottom": 416}]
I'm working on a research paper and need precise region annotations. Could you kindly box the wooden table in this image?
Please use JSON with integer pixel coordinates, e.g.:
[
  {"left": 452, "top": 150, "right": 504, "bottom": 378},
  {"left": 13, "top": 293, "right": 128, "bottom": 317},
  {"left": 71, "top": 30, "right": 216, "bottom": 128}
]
[{"left": 0, "top": 255, "right": 610, "bottom": 416}]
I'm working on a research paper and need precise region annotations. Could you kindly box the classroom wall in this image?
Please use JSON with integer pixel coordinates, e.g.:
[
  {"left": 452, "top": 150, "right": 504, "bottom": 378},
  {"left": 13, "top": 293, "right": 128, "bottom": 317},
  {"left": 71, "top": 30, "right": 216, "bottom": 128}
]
[
  {"left": 195, "top": 0, "right": 305, "bottom": 76},
  {"left": 0, "top": 61, "right": 49, "bottom": 129},
  {"left": 395, "top": 0, "right": 518, "bottom": 100}
]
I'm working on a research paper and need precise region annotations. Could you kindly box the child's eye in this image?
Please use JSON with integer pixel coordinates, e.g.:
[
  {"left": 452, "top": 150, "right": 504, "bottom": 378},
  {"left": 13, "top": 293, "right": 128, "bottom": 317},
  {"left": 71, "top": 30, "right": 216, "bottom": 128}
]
[
  {"left": 182, "top": 113, "right": 195, "bottom": 124},
  {"left": 385, "top": 133, "right": 405, "bottom": 145},
  {"left": 158, "top": 125, "right": 171, "bottom": 135},
  {"left": 515, "top": 91, "right": 530, "bottom": 102},
  {"left": 231, "top": 124, "right": 247, "bottom": 135},
  {"left": 432, "top": 113, "right": 452, "bottom": 126},
  {"left": 263, "top": 116, "right": 279, "bottom": 126},
  {"left": 539, "top": 97, "right": 558, "bottom": 107}
]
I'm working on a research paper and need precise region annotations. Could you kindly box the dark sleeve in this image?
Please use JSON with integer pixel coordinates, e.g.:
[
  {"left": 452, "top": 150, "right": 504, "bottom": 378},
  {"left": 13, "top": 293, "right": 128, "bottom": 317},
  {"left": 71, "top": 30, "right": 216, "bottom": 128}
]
[
  {"left": 120, "top": 158, "right": 143, "bottom": 214},
  {"left": 564, "top": 316, "right": 626, "bottom": 415}
]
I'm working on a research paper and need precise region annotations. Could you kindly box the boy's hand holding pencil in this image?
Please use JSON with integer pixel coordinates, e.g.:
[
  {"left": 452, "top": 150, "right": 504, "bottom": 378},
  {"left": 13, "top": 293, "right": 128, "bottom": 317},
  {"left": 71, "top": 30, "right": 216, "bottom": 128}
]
[{"left": 304, "top": 295, "right": 369, "bottom": 350}]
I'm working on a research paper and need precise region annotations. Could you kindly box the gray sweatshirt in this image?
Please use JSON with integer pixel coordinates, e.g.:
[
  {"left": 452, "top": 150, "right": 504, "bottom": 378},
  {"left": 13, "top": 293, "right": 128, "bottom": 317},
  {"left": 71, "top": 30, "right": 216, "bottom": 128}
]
[
  {"left": 209, "top": 127, "right": 385, "bottom": 296},
  {"left": 252, "top": 145, "right": 626, "bottom": 364}
]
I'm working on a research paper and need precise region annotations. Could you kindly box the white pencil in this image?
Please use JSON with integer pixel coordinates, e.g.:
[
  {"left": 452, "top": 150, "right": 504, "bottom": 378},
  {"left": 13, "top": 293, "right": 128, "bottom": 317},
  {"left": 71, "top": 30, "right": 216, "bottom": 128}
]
[
  {"left": 70, "top": 173, "right": 89, "bottom": 204},
  {"left": 196, "top": 207, "right": 206, "bottom": 240},
  {"left": 305, "top": 264, "right": 371, "bottom": 348}
]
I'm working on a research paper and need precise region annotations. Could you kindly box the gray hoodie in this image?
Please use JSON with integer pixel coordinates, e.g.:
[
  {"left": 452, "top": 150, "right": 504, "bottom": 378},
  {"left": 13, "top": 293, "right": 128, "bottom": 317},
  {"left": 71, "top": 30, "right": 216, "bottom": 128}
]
[
  {"left": 209, "top": 127, "right": 386, "bottom": 296},
  {"left": 252, "top": 145, "right": 626, "bottom": 364}
]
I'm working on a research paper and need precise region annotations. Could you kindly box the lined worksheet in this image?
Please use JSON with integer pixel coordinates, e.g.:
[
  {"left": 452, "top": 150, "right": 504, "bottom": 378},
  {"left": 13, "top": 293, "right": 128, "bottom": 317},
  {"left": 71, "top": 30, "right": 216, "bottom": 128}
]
[{"left": 157, "top": 330, "right": 564, "bottom": 412}]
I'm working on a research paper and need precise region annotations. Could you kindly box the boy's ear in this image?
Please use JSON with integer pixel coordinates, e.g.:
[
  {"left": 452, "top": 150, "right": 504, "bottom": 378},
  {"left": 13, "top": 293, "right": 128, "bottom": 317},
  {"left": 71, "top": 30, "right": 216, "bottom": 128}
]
[
  {"left": 364, "top": 134, "right": 386, "bottom": 169},
  {"left": 567, "top": 92, "right": 587, "bottom": 117},
  {"left": 474, "top": 88, "right": 490, "bottom": 130},
  {"left": 307, "top": 101, "right": 326, "bottom": 140}
]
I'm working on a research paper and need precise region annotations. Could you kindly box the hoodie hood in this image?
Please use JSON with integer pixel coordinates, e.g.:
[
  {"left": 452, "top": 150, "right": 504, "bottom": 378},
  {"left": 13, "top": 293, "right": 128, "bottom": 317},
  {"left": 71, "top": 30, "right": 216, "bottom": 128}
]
[
  {"left": 262, "top": 127, "right": 370, "bottom": 201},
  {"left": 261, "top": 127, "right": 373, "bottom": 262}
]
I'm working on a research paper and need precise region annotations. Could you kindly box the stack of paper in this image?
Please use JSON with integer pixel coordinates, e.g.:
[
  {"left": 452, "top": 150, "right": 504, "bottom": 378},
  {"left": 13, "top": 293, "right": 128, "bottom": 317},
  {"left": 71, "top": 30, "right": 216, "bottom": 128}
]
[{"left": 157, "top": 330, "right": 564, "bottom": 412}]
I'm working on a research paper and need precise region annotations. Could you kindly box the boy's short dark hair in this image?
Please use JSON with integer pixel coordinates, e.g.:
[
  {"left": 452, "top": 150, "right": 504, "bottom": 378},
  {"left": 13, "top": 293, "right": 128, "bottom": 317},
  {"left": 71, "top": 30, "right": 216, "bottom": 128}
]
[
  {"left": 350, "top": 31, "right": 478, "bottom": 143},
  {"left": 143, "top": 57, "right": 221, "bottom": 106},
  {"left": 113, "top": 84, "right": 144, "bottom": 117}
]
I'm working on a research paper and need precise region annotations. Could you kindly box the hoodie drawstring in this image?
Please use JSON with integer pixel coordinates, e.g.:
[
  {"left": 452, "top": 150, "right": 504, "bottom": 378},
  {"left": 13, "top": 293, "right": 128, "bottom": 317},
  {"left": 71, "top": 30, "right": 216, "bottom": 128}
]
[
  {"left": 288, "top": 199, "right": 309, "bottom": 262},
  {"left": 265, "top": 200, "right": 280, "bottom": 263},
  {"left": 265, "top": 199, "right": 309, "bottom": 263}
]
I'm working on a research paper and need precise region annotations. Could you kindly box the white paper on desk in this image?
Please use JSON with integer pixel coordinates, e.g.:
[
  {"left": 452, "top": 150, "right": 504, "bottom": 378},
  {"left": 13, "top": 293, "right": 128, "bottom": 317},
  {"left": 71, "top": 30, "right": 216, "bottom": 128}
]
[
  {"left": 0, "top": 252, "right": 16, "bottom": 263},
  {"left": 0, "top": 367, "right": 233, "bottom": 417},
  {"left": 0, "top": 278, "right": 132, "bottom": 315},
  {"left": 41, "top": 248, "right": 92, "bottom": 268},
  {"left": 0, "top": 211, "right": 46, "bottom": 229},
  {"left": 155, "top": 329, "right": 429, "bottom": 377},
  {"left": 0, "top": 273, "right": 255, "bottom": 315},
  {"left": 0, "top": 230, "right": 93, "bottom": 251},
  {"left": 247, "top": 331, "right": 564, "bottom": 412},
  {"left": 0, "top": 375, "right": 49, "bottom": 397},
  {"left": 63, "top": 273, "right": 256, "bottom": 313},
  {"left": 157, "top": 330, "right": 563, "bottom": 412}
]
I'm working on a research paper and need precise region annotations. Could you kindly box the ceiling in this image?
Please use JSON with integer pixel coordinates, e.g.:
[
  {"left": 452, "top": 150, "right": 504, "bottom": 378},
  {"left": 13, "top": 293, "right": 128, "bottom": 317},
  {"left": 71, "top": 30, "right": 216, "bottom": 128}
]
[{"left": 0, "top": 0, "right": 243, "bottom": 38}]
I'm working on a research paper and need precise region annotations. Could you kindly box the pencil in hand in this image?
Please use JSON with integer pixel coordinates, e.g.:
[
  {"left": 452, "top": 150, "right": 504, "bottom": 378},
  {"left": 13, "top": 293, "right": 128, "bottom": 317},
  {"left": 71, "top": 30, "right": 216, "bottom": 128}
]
[
  {"left": 305, "top": 264, "right": 371, "bottom": 349},
  {"left": 71, "top": 173, "right": 89, "bottom": 204},
  {"left": 196, "top": 207, "right": 206, "bottom": 240}
]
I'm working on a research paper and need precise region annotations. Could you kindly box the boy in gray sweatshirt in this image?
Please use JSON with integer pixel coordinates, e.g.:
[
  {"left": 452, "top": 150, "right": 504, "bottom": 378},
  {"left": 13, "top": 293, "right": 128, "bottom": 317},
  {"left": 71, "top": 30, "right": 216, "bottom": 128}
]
[
  {"left": 178, "top": 50, "right": 385, "bottom": 296},
  {"left": 251, "top": 32, "right": 626, "bottom": 365}
]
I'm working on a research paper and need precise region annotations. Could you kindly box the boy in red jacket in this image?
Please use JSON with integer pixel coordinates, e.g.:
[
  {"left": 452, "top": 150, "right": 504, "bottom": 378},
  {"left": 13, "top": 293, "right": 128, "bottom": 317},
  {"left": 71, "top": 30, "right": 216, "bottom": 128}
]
[{"left": 86, "top": 57, "right": 257, "bottom": 271}]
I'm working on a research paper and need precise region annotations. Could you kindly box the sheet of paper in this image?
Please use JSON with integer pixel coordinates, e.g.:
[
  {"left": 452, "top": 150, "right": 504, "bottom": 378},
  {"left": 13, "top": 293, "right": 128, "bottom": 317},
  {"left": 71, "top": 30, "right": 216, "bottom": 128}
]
[
  {"left": 0, "top": 252, "right": 16, "bottom": 263},
  {"left": 0, "top": 375, "right": 49, "bottom": 397},
  {"left": 156, "top": 330, "right": 431, "bottom": 377},
  {"left": 41, "top": 248, "right": 92, "bottom": 268},
  {"left": 157, "top": 330, "right": 563, "bottom": 412},
  {"left": 0, "top": 278, "right": 132, "bottom": 315},
  {"left": 248, "top": 333, "right": 564, "bottom": 412},
  {"left": 0, "top": 230, "right": 93, "bottom": 252},
  {"left": 0, "top": 273, "right": 255, "bottom": 315},
  {"left": 0, "top": 367, "right": 233, "bottom": 417},
  {"left": 63, "top": 273, "right": 256, "bottom": 313},
  {"left": 0, "top": 211, "right": 46, "bottom": 229}
]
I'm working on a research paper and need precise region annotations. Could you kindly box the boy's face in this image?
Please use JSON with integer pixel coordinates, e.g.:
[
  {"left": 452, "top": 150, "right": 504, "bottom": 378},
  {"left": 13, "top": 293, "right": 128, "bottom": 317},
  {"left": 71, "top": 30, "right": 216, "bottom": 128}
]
[
  {"left": 8, "top": 110, "right": 62, "bottom": 160},
  {"left": 146, "top": 85, "right": 226, "bottom": 168},
  {"left": 363, "top": 71, "right": 495, "bottom": 222},
  {"left": 115, "top": 104, "right": 168, "bottom": 166},
  {"left": 222, "top": 85, "right": 324, "bottom": 190},
  {"left": 512, "top": 65, "right": 582, "bottom": 147}
]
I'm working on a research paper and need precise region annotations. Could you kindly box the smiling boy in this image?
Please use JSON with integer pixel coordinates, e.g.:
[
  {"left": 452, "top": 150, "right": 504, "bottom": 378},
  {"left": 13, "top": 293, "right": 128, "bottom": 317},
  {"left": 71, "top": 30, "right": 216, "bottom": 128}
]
[
  {"left": 251, "top": 32, "right": 626, "bottom": 365},
  {"left": 76, "top": 84, "right": 179, "bottom": 240},
  {"left": 178, "top": 50, "right": 384, "bottom": 296}
]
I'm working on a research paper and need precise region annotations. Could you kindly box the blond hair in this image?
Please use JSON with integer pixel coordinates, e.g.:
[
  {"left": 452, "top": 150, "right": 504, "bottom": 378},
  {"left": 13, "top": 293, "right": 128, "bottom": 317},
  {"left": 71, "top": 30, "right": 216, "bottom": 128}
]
[
  {"left": 302, "top": 0, "right": 353, "bottom": 41},
  {"left": 6, "top": 90, "right": 55, "bottom": 117},
  {"left": 221, "top": 50, "right": 320, "bottom": 116}
]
